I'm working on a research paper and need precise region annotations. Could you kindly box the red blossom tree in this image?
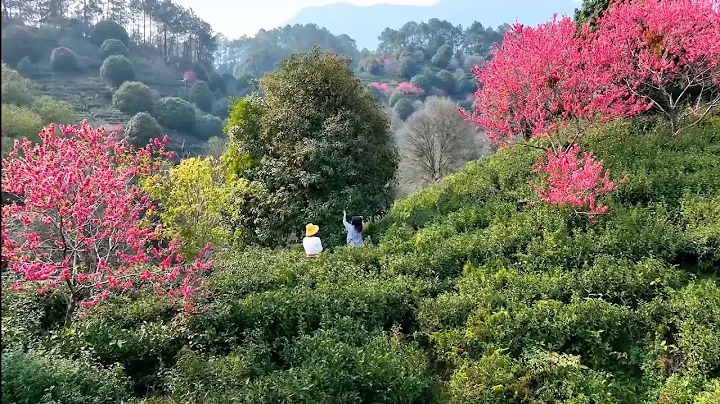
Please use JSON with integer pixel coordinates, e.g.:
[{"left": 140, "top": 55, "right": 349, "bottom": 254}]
[
  {"left": 396, "top": 81, "right": 424, "bottom": 95},
  {"left": 1, "top": 123, "right": 212, "bottom": 326},
  {"left": 465, "top": 15, "right": 649, "bottom": 148},
  {"left": 370, "top": 81, "right": 390, "bottom": 92},
  {"left": 589, "top": 0, "right": 720, "bottom": 134},
  {"left": 532, "top": 145, "right": 625, "bottom": 217}
]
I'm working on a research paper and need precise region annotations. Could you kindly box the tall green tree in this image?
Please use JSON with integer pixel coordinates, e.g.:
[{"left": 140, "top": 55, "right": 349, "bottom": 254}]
[
  {"left": 574, "top": 0, "right": 614, "bottom": 26},
  {"left": 225, "top": 48, "right": 398, "bottom": 247}
]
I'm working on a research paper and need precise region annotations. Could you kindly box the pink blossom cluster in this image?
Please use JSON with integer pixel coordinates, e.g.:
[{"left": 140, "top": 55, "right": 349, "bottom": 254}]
[
  {"left": 182, "top": 70, "right": 197, "bottom": 81},
  {"left": 1, "top": 122, "right": 212, "bottom": 313},
  {"left": 396, "top": 81, "right": 424, "bottom": 95},
  {"left": 532, "top": 145, "right": 625, "bottom": 216},
  {"left": 468, "top": 0, "right": 720, "bottom": 145},
  {"left": 370, "top": 82, "right": 390, "bottom": 92}
]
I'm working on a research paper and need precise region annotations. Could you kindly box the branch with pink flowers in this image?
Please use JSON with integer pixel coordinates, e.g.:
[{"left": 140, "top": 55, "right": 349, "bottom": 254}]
[
  {"left": 1, "top": 122, "right": 213, "bottom": 326},
  {"left": 462, "top": 0, "right": 719, "bottom": 218}
]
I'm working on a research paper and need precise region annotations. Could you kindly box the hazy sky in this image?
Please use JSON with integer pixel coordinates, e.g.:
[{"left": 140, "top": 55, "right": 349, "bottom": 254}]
[{"left": 172, "top": 0, "right": 440, "bottom": 39}]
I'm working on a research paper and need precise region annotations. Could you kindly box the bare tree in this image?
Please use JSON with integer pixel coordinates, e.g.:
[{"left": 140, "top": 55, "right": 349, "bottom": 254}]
[{"left": 399, "top": 96, "right": 488, "bottom": 186}]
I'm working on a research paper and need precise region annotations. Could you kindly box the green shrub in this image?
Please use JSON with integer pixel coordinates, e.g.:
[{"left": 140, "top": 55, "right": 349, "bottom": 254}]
[
  {"left": 113, "top": 81, "right": 153, "bottom": 115},
  {"left": 212, "top": 96, "right": 231, "bottom": 118},
  {"left": 153, "top": 97, "right": 195, "bottom": 132},
  {"left": 1, "top": 104, "right": 42, "bottom": 144},
  {"left": 98, "top": 38, "right": 129, "bottom": 59},
  {"left": 31, "top": 96, "right": 75, "bottom": 125},
  {"left": 435, "top": 69, "right": 456, "bottom": 94},
  {"left": 1, "top": 25, "right": 39, "bottom": 66},
  {"left": 207, "top": 72, "right": 225, "bottom": 93},
  {"left": 124, "top": 112, "right": 163, "bottom": 147},
  {"left": 393, "top": 97, "right": 415, "bottom": 120},
  {"left": 1, "top": 63, "right": 33, "bottom": 106},
  {"left": 169, "top": 328, "right": 431, "bottom": 403},
  {"left": 457, "top": 74, "right": 477, "bottom": 94},
  {"left": 431, "top": 44, "right": 453, "bottom": 69},
  {"left": 50, "top": 47, "right": 79, "bottom": 72},
  {"left": 193, "top": 112, "right": 223, "bottom": 140},
  {"left": 1, "top": 349, "right": 131, "bottom": 403},
  {"left": 410, "top": 74, "right": 433, "bottom": 93},
  {"left": 16, "top": 57, "right": 34, "bottom": 75},
  {"left": 89, "top": 20, "right": 130, "bottom": 46},
  {"left": 189, "top": 81, "right": 213, "bottom": 113},
  {"left": 388, "top": 91, "right": 403, "bottom": 107},
  {"left": 100, "top": 55, "right": 135, "bottom": 87}
]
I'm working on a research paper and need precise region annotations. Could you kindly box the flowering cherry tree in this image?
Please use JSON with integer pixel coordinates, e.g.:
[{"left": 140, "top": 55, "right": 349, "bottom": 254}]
[
  {"left": 1, "top": 123, "right": 212, "bottom": 326},
  {"left": 532, "top": 145, "right": 624, "bottom": 216},
  {"left": 465, "top": 15, "right": 649, "bottom": 148},
  {"left": 396, "top": 81, "right": 424, "bottom": 95},
  {"left": 589, "top": 0, "right": 720, "bottom": 134}
]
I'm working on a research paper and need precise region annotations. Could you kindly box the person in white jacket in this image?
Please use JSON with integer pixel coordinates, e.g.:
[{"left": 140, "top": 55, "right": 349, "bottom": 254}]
[{"left": 303, "top": 223, "right": 323, "bottom": 258}]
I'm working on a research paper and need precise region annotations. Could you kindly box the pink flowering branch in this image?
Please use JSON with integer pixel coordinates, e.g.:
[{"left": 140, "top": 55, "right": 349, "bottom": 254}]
[
  {"left": 1, "top": 122, "right": 213, "bottom": 326},
  {"left": 462, "top": 15, "right": 651, "bottom": 150},
  {"left": 588, "top": 0, "right": 720, "bottom": 134},
  {"left": 396, "top": 81, "right": 425, "bottom": 95},
  {"left": 531, "top": 145, "right": 626, "bottom": 217}
]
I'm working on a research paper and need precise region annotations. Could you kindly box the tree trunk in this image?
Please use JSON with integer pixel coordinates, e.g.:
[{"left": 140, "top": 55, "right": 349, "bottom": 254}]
[{"left": 64, "top": 298, "right": 76, "bottom": 327}]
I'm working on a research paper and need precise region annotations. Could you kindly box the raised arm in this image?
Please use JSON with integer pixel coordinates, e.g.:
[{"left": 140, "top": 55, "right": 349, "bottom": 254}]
[{"left": 342, "top": 210, "right": 353, "bottom": 231}]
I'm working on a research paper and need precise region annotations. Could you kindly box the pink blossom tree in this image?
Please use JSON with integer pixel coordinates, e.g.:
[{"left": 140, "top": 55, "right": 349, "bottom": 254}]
[
  {"left": 589, "top": 0, "right": 720, "bottom": 134},
  {"left": 465, "top": 15, "right": 649, "bottom": 149},
  {"left": 396, "top": 81, "right": 424, "bottom": 95},
  {"left": 532, "top": 145, "right": 625, "bottom": 217},
  {"left": 1, "top": 123, "right": 212, "bottom": 326}
]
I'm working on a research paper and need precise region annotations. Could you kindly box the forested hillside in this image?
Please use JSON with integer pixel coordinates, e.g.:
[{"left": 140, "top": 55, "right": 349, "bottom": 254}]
[{"left": 2, "top": 0, "right": 720, "bottom": 403}]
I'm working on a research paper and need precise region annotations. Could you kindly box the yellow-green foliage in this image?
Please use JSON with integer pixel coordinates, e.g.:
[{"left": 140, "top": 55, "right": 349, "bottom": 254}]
[
  {"left": 31, "top": 95, "right": 76, "bottom": 125},
  {"left": 1, "top": 104, "right": 42, "bottom": 153},
  {"left": 1, "top": 63, "right": 33, "bottom": 106},
  {"left": 143, "top": 156, "right": 251, "bottom": 257}
]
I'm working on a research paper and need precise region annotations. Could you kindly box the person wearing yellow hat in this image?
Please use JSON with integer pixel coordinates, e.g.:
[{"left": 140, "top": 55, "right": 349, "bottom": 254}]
[{"left": 303, "top": 223, "right": 323, "bottom": 258}]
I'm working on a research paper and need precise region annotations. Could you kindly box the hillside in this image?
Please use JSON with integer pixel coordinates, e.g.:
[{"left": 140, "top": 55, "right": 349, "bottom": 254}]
[
  {"left": 1, "top": 12, "right": 238, "bottom": 157},
  {"left": 285, "top": 0, "right": 578, "bottom": 50},
  {"left": 3, "top": 116, "right": 719, "bottom": 402}
]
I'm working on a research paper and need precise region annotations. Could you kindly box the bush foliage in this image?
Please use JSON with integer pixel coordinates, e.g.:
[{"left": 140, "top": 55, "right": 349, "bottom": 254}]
[
  {"left": 89, "top": 20, "right": 130, "bottom": 46},
  {"left": 100, "top": 55, "right": 135, "bottom": 87},
  {"left": 153, "top": 97, "right": 196, "bottom": 132},
  {"left": 124, "top": 112, "right": 163, "bottom": 147},
  {"left": 113, "top": 81, "right": 153, "bottom": 115},
  {"left": 50, "top": 47, "right": 79, "bottom": 72},
  {"left": 98, "top": 38, "right": 129, "bottom": 59},
  {"left": 189, "top": 80, "right": 214, "bottom": 113}
]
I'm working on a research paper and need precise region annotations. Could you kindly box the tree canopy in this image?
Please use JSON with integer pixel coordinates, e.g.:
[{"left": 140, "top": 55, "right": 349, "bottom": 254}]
[{"left": 224, "top": 48, "right": 398, "bottom": 247}]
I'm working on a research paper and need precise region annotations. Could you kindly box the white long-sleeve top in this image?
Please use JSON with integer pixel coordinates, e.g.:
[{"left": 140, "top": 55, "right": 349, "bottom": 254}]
[{"left": 303, "top": 236, "right": 323, "bottom": 257}]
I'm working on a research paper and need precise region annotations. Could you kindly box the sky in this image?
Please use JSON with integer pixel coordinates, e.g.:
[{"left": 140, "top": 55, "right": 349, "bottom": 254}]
[{"left": 172, "top": 0, "right": 440, "bottom": 39}]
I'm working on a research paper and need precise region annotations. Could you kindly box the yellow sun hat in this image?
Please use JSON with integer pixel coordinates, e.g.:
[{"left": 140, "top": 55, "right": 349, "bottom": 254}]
[{"left": 305, "top": 223, "right": 319, "bottom": 237}]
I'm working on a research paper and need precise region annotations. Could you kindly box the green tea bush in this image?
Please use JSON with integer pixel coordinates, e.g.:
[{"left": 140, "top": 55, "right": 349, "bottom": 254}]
[
  {"left": 113, "top": 81, "right": 153, "bottom": 115},
  {"left": 89, "top": 20, "right": 130, "bottom": 46},
  {"left": 1, "top": 349, "right": 131, "bottom": 403},
  {"left": 5, "top": 115, "right": 719, "bottom": 403},
  {"left": 50, "top": 47, "right": 79, "bottom": 72},
  {"left": 98, "top": 38, "right": 129, "bottom": 59},
  {"left": 153, "top": 97, "right": 195, "bottom": 132},
  {"left": 1, "top": 104, "right": 42, "bottom": 143},
  {"left": 1, "top": 63, "right": 33, "bottom": 106},
  {"left": 100, "top": 55, "right": 135, "bottom": 87},
  {"left": 124, "top": 112, "right": 163, "bottom": 147},
  {"left": 1, "top": 25, "right": 39, "bottom": 66},
  {"left": 169, "top": 327, "right": 430, "bottom": 403},
  {"left": 189, "top": 81, "right": 213, "bottom": 113},
  {"left": 31, "top": 96, "right": 76, "bottom": 125},
  {"left": 192, "top": 112, "right": 223, "bottom": 140}
]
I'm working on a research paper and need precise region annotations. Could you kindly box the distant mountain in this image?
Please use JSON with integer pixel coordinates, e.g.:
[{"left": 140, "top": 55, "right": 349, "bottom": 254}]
[{"left": 285, "top": 0, "right": 579, "bottom": 50}]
